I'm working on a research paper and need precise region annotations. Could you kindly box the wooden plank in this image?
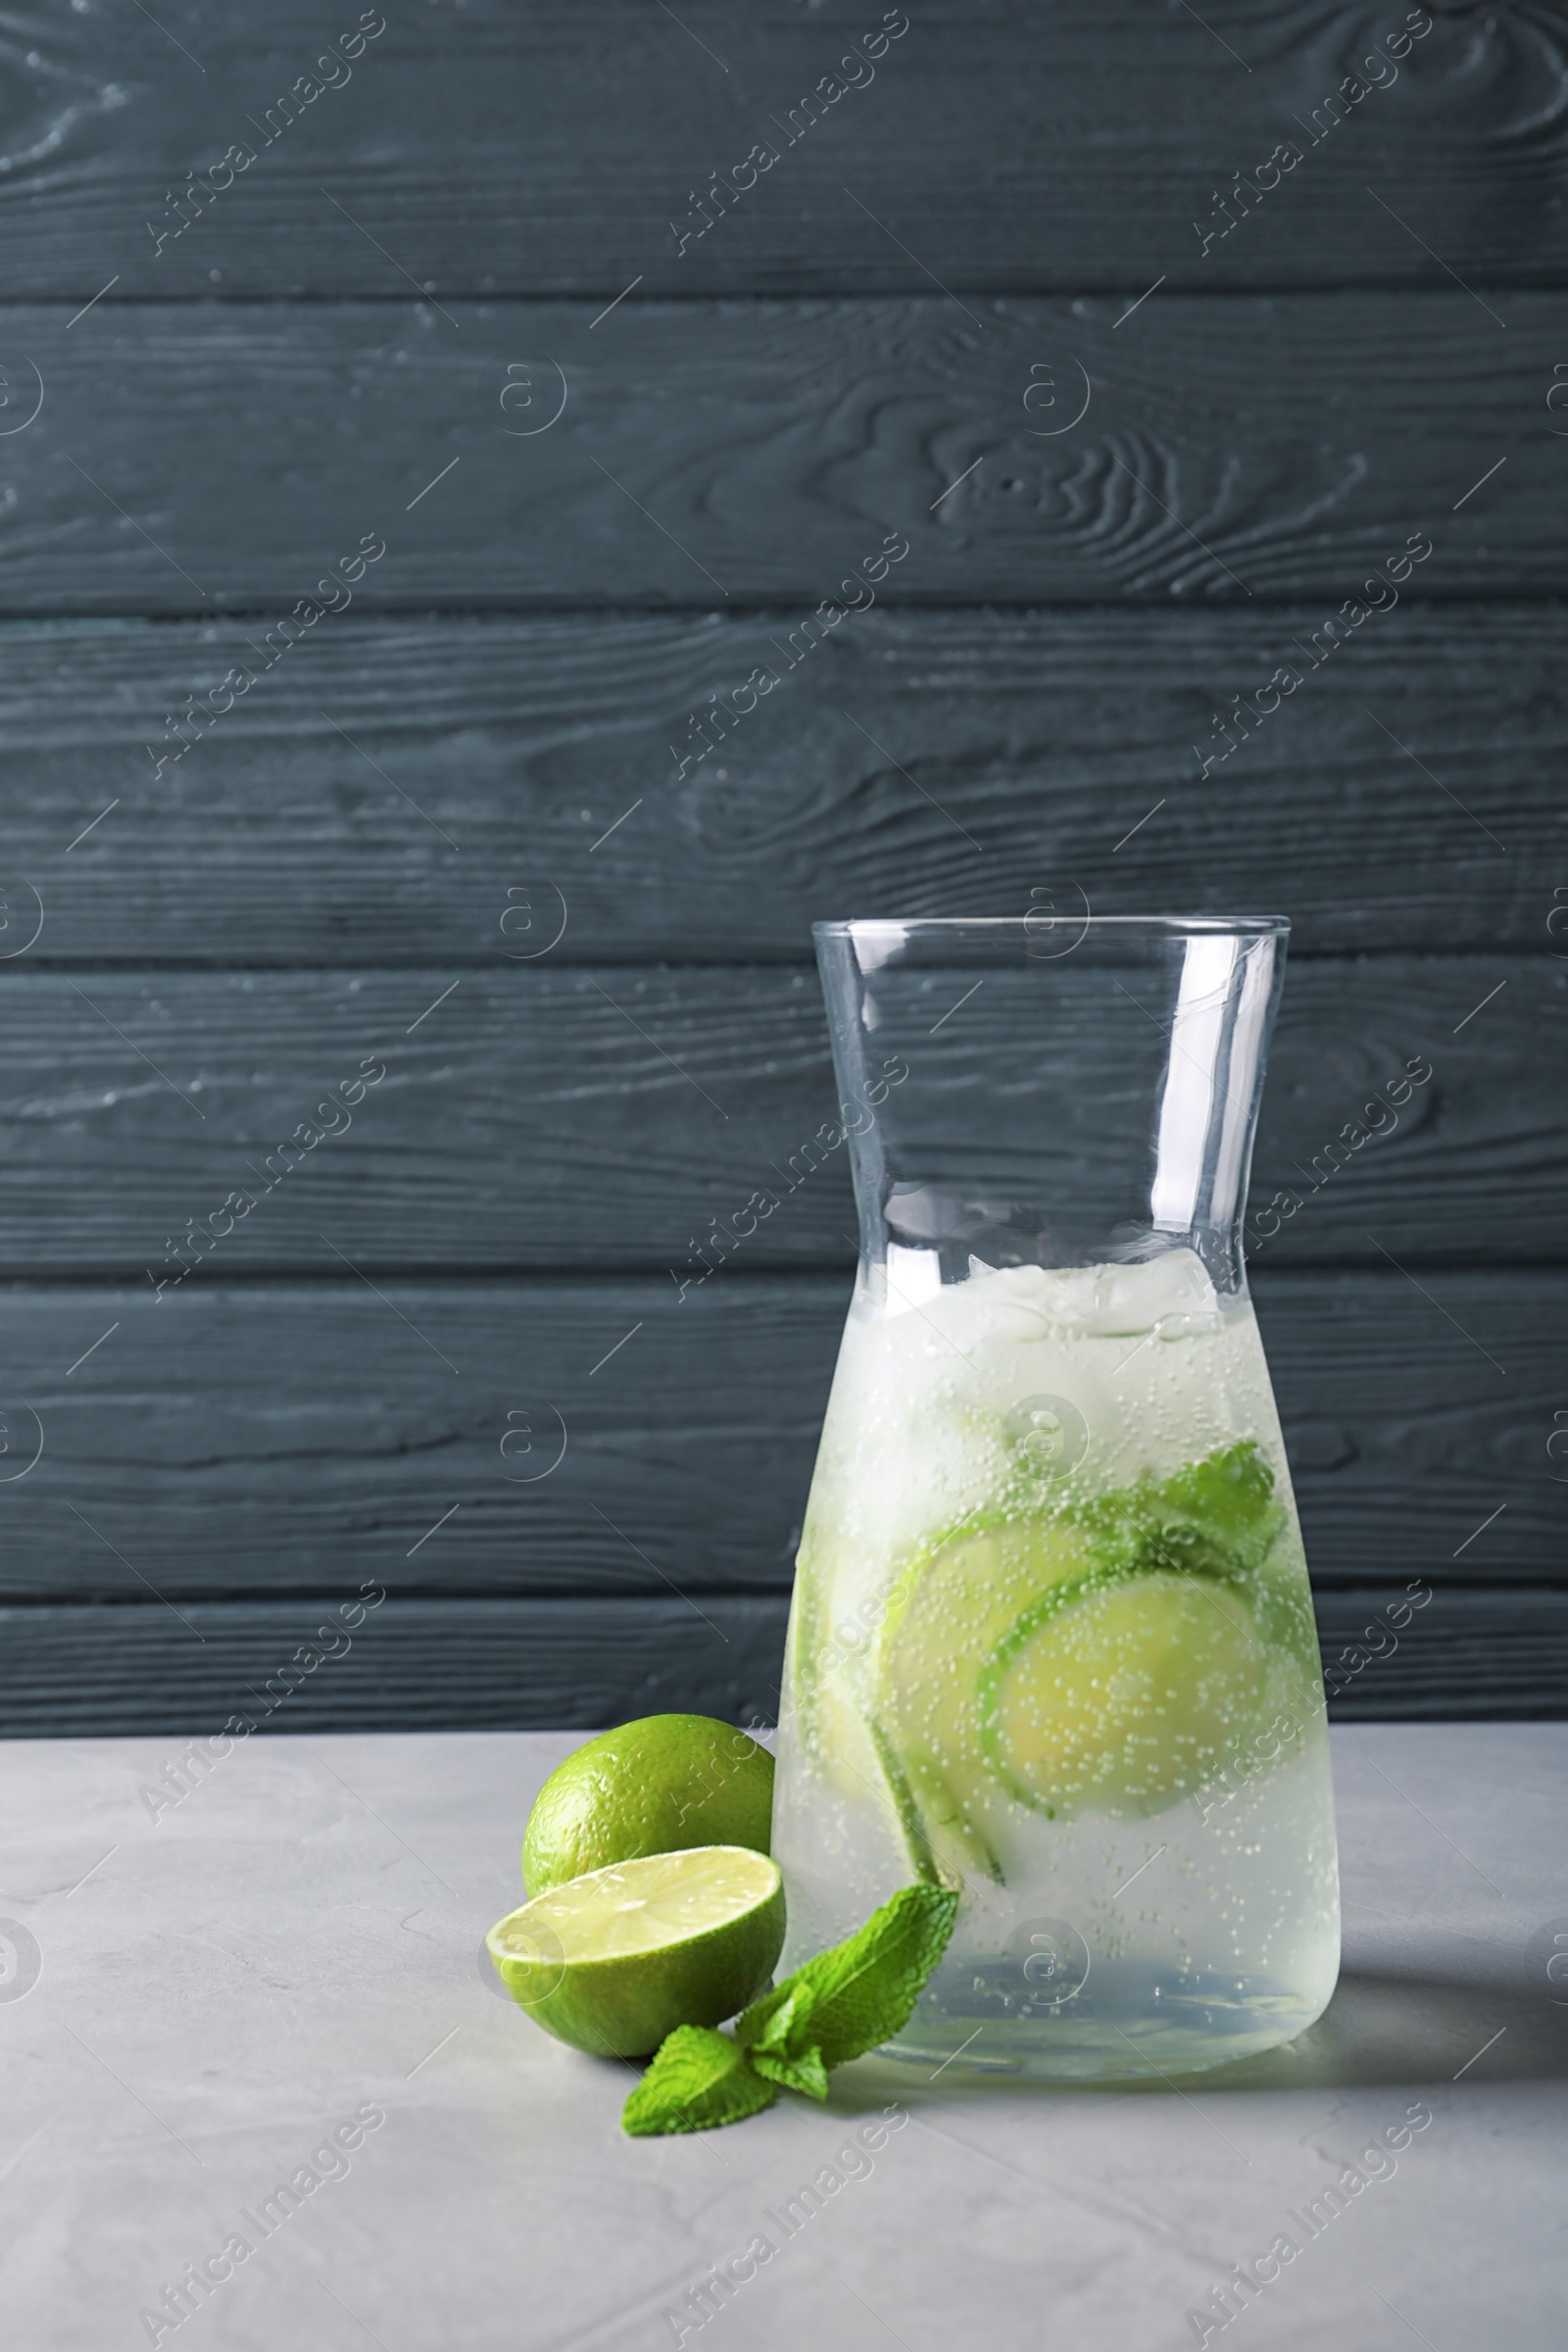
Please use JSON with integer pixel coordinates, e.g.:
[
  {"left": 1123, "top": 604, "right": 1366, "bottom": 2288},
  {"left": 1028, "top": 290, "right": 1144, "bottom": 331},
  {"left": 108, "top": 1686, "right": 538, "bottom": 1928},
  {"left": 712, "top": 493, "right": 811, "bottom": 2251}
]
[
  {"left": 0, "top": 1597, "right": 793, "bottom": 1739},
  {"left": 0, "top": 1586, "right": 1561, "bottom": 1739},
  {"left": 0, "top": 1278, "right": 839, "bottom": 1604},
  {"left": 1313, "top": 1590, "right": 1568, "bottom": 1722},
  {"left": 0, "top": 956, "right": 1556, "bottom": 1275},
  {"left": 0, "top": 296, "right": 1558, "bottom": 612},
  {"left": 2, "top": 4, "right": 1562, "bottom": 297},
  {"left": 1, "top": 609, "right": 1554, "bottom": 960},
  {"left": 0, "top": 1271, "right": 1556, "bottom": 1601}
]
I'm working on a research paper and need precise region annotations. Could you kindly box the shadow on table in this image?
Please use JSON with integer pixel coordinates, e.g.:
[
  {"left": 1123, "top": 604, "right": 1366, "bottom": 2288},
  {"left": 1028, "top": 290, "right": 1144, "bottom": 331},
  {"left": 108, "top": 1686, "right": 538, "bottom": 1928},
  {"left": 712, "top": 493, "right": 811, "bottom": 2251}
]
[
  {"left": 833, "top": 1970, "right": 1568, "bottom": 2111},
  {"left": 1190, "top": 1967, "right": 1568, "bottom": 2093}
]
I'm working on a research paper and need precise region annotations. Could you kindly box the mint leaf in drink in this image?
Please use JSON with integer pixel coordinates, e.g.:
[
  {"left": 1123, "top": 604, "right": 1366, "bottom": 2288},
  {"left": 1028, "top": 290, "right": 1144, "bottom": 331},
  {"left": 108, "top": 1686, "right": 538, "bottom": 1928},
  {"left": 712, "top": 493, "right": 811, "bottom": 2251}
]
[
  {"left": 621, "top": 2025, "right": 775, "bottom": 2136},
  {"left": 1151, "top": 1439, "right": 1283, "bottom": 1570},
  {"left": 738, "top": 1883, "right": 959, "bottom": 2074},
  {"left": 1075, "top": 1440, "right": 1284, "bottom": 1582}
]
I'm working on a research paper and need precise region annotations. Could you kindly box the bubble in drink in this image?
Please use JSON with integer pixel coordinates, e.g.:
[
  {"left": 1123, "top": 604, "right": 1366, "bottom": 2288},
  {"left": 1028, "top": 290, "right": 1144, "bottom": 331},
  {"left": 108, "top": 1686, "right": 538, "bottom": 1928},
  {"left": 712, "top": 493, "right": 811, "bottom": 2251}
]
[{"left": 771, "top": 1250, "right": 1342, "bottom": 2081}]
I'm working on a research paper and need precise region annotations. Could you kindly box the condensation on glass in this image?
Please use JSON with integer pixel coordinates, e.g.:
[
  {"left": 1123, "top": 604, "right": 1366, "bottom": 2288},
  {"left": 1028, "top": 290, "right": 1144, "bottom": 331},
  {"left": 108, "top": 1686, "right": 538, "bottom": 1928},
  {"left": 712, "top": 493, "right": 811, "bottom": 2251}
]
[{"left": 771, "top": 916, "right": 1342, "bottom": 2081}]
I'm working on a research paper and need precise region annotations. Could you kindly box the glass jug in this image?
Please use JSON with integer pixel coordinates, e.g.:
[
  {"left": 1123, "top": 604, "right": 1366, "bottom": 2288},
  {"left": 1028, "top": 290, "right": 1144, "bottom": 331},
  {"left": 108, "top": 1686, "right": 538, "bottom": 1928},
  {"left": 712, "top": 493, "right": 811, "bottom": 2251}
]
[{"left": 771, "top": 916, "right": 1341, "bottom": 2080}]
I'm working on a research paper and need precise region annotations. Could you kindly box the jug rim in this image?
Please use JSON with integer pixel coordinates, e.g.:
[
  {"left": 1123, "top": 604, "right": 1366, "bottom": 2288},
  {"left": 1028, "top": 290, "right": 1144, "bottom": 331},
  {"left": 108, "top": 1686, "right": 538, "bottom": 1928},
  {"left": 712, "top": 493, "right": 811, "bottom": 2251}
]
[{"left": 812, "top": 913, "right": 1291, "bottom": 937}]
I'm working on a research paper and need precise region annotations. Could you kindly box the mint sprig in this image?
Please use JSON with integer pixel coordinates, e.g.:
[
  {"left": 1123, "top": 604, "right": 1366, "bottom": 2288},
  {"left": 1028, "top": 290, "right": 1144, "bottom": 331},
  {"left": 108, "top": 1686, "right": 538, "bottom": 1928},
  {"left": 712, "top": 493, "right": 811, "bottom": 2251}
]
[
  {"left": 738, "top": 1883, "right": 958, "bottom": 2079},
  {"left": 620, "top": 1884, "right": 958, "bottom": 2137},
  {"left": 622, "top": 2025, "right": 777, "bottom": 2136},
  {"left": 1074, "top": 1438, "right": 1285, "bottom": 1581}
]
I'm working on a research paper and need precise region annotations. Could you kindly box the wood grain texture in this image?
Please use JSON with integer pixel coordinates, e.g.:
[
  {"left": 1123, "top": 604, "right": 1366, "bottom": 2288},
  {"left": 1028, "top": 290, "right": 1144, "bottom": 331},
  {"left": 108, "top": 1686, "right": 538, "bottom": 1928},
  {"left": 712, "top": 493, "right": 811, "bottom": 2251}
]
[
  {"left": 1311, "top": 1588, "right": 1568, "bottom": 1721},
  {"left": 0, "top": 3, "right": 1563, "bottom": 296},
  {"left": 0, "top": 957, "right": 1556, "bottom": 1275},
  {"left": 1, "top": 609, "right": 1556, "bottom": 962},
  {"left": 0, "top": 1586, "right": 1560, "bottom": 1739},
  {"left": 0, "top": 0, "right": 1558, "bottom": 1742},
  {"left": 0, "top": 296, "right": 1556, "bottom": 612},
  {"left": 0, "top": 1271, "right": 1555, "bottom": 1601},
  {"left": 0, "top": 1597, "right": 794, "bottom": 1738}
]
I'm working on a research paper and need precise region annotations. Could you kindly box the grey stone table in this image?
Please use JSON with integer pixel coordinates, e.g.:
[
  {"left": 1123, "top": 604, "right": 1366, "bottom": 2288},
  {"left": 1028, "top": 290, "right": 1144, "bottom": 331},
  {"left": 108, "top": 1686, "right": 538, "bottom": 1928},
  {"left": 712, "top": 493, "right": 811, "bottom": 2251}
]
[{"left": 5, "top": 1725, "right": 1565, "bottom": 2350}]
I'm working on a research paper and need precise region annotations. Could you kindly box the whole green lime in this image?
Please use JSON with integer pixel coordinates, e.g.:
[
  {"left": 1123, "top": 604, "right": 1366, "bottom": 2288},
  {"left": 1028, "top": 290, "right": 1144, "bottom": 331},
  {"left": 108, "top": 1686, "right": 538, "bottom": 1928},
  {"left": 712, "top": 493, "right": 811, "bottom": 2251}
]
[
  {"left": 522, "top": 1714, "right": 774, "bottom": 1897},
  {"left": 488, "top": 1845, "right": 785, "bottom": 2057}
]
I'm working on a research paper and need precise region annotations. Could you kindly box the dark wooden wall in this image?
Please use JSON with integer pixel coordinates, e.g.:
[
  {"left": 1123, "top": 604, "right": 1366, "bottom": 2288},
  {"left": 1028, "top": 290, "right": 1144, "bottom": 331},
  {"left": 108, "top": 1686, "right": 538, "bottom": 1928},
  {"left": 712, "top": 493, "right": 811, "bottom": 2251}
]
[{"left": 0, "top": 1, "right": 1562, "bottom": 1732}]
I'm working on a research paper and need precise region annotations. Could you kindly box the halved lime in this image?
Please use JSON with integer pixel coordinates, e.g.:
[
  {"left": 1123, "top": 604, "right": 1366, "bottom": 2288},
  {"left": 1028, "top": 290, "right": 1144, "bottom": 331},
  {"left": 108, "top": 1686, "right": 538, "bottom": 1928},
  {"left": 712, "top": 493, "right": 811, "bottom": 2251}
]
[
  {"left": 487, "top": 1845, "right": 785, "bottom": 2057},
  {"left": 980, "top": 1571, "right": 1266, "bottom": 1818}
]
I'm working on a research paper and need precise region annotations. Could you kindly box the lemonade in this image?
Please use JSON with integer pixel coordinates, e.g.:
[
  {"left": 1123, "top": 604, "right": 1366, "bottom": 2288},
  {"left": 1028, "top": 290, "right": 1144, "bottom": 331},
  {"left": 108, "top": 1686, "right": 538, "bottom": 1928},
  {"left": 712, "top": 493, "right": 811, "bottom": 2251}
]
[{"left": 772, "top": 1248, "right": 1342, "bottom": 2079}]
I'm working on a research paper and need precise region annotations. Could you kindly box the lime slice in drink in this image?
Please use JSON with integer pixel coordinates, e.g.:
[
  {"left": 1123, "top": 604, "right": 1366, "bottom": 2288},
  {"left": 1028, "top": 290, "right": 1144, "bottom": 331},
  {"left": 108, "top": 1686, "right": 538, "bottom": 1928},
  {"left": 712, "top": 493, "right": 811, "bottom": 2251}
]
[
  {"left": 487, "top": 1845, "right": 785, "bottom": 2057},
  {"left": 873, "top": 1515, "right": 1099, "bottom": 1880},
  {"left": 980, "top": 1571, "right": 1266, "bottom": 1819}
]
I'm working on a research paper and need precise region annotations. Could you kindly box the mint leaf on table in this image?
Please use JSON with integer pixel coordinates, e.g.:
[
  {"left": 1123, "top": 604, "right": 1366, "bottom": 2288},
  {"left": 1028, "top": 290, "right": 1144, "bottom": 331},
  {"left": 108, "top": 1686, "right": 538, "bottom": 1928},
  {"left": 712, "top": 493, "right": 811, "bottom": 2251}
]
[
  {"left": 746, "top": 2034, "right": 831, "bottom": 2100},
  {"left": 621, "top": 1884, "right": 959, "bottom": 2136},
  {"left": 738, "top": 1884, "right": 959, "bottom": 2083},
  {"left": 621, "top": 2025, "right": 776, "bottom": 2136}
]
